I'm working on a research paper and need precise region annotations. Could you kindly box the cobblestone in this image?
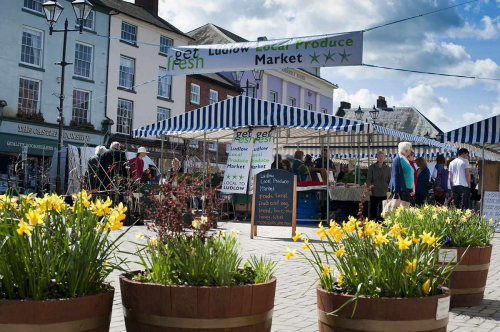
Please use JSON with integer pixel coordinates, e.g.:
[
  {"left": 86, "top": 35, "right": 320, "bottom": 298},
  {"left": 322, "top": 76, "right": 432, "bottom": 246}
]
[{"left": 108, "top": 223, "right": 500, "bottom": 331}]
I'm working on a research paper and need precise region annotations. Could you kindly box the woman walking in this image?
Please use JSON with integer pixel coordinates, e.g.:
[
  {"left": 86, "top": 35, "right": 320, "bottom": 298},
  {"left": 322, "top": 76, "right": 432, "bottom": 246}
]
[{"left": 415, "top": 157, "right": 430, "bottom": 206}]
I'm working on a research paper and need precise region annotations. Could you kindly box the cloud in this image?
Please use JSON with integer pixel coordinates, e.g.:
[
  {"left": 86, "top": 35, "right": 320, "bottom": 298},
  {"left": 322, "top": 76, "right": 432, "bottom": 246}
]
[
  {"left": 462, "top": 112, "right": 484, "bottom": 123},
  {"left": 447, "top": 16, "right": 500, "bottom": 40}
]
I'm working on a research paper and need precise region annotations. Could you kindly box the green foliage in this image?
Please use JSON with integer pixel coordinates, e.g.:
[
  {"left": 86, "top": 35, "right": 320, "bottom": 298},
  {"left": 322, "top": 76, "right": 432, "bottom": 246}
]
[{"left": 247, "top": 255, "right": 278, "bottom": 284}]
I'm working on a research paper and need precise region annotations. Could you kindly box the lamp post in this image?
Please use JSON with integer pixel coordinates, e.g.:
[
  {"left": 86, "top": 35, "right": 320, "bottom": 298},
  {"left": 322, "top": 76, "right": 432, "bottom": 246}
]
[
  {"left": 231, "top": 70, "right": 264, "bottom": 96},
  {"left": 42, "top": 0, "right": 93, "bottom": 194},
  {"left": 354, "top": 105, "right": 364, "bottom": 121}
]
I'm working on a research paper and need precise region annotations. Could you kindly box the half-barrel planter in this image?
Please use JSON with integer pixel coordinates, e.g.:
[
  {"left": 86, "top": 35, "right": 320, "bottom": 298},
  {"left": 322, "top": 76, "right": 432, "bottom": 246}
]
[
  {"left": 317, "top": 286, "right": 451, "bottom": 332},
  {"left": 439, "top": 246, "right": 492, "bottom": 307},
  {"left": 120, "top": 272, "right": 276, "bottom": 331},
  {"left": 0, "top": 288, "right": 114, "bottom": 331}
]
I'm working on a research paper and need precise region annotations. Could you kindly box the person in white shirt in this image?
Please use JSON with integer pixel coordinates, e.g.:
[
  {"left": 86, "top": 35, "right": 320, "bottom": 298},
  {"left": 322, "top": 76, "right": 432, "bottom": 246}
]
[{"left": 448, "top": 148, "right": 471, "bottom": 209}]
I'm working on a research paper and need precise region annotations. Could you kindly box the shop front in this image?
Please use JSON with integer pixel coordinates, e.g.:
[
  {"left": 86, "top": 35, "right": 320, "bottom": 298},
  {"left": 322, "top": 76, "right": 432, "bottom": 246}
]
[{"left": 0, "top": 117, "right": 106, "bottom": 194}]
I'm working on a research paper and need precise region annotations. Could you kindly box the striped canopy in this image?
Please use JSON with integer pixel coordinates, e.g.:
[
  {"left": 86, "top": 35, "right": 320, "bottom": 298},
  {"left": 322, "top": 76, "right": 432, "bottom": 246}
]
[
  {"left": 440, "top": 114, "right": 500, "bottom": 160},
  {"left": 134, "top": 95, "right": 454, "bottom": 150}
]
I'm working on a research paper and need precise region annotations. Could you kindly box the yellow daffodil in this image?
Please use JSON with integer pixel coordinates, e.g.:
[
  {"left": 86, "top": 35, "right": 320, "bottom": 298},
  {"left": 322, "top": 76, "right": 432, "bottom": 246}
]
[
  {"left": 217, "top": 230, "right": 226, "bottom": 237},
  {"left": 395, "top": 236, "right": 412, "bottom": 250},
  {"left": 461, "top": 216, "right": 467, "bottom": 222},
  {"left": 135, "top": 232, "right": 144, "bottom": 239},
  {"left": 342, "top": 219, "right": 356, "bottom": 233},
  {"left": 316, "top": 226, "right": 326, "bottom": 240},
  {"left": 489, "top": 218, "right": 494, "bottom": 225},
  {"left": 230, "top": 229, "right": 239, "bottom": 237},
  {"left": 0, "top": 194, "right": 18, "bottom": 209},
  {"left": 321, "top": 263, "right": 333, "bottom": 277},
  {"left": 149, "top": 238, "right": 158, "bottom": 246},
  {"left": 292, "top": 230, "right": 302, "bottom": 242},
  {"left": 465, "top": 209, "right": 472, "bottom": 216},
  {"left": 405, "top": 259, "right": 417, "bottom": 273},
  {"left": 192, "top": 219, "right": 201, "bottom": 229},
  {"left": 432, "top": 213, "right": 438, "bottom": 220},
  {"left": 374, "top": 232, "right": 389, "bottom": 245},
  {"left": 336, "top": 272, "right": 344, "bottom": 286},
  {"left": 389, "top": 223, "right": 406, "bottom": 238},
  {"left": 411, "top": 232, "right": 420, "bottom": 244},
  {"left": 16, "top": 220, "right": 33, "bottom": 236},
  {"left": 200, "top": 216, "right": 208, "bottom": 224},
  {"left": 285, "top": 247, "right": 297, "bottom": 259},
  {"left": 419, "top": 231, "right": 439, "bottom": 246},
  {"left": 445, "top": 218, "right": 451, "bottom": 224},
  {"left": 25, "top": 209, "right": 45, "bottom": 226},
  {"left": 423, "top": 279, "right": 431, "bottom": 294},
  {"left": 301, "top": 239, "right": 312, "bottom": 250},
  {"left": 335, "top": 246, "right": 346, "bottom": 257},
  {"left": 417, "top": 213, "right": 424, "bottom": 220}
]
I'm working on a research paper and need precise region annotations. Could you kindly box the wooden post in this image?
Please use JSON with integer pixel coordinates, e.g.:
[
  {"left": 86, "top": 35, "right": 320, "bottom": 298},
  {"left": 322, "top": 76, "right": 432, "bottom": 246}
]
[
  {"left": 250, "top": 175, "right": 256, "bottom": 239},
  {"left": 292, "top": 176, "right": 297, "bottom": 237}
]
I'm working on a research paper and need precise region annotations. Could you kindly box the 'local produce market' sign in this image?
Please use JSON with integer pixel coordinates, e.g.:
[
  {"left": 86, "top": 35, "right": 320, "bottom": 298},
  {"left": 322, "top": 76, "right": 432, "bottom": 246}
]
[
  {"left": 221, "top": 128, "right": 253, "bottom": 194},
  {"left": 164, "top": 31, "right": 363, "bottom": 75},
  {"left": 249, "top": 128, "right": 275, "bottom": 194}
]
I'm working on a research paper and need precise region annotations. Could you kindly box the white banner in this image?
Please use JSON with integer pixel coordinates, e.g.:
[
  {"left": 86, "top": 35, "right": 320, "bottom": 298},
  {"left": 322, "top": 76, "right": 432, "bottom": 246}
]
[
  {"left": 164, "top": 31, "right": 363, "bottom": 75},
  {"left": 249, "top": 128, "right": 275, "bottom": 194},
  {"left": 483, "top": 191, "right": 500, "bottom": 231},
  {"left": 222, "top": 128, "right": 254, "bottom": 194}
]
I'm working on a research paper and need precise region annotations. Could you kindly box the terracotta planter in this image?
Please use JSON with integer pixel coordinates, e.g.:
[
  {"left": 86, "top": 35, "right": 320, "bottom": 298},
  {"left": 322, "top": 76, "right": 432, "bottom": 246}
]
[
  {"left": 0, "top": 288, "right": 114, "bottom": 331},
  {"left": 119, "top": 272, "right": 276, "bottom": 331},
  {"left": 439, "top": 245, "right": 492, "bottom": 308},
  {"left": 317, "top": 286, "right": 450, "bottom": 332}
]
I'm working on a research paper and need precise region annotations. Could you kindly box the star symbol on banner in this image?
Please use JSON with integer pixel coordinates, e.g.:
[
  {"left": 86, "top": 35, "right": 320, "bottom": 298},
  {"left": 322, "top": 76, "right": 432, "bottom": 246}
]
[
  {"left": 339, "top": 48, "right": 351, "bottom": 63},
  {"left": 309, "top": 51, "right": 320, "bottom": 64},
  {"left": 239, "top": 175, "right": 245, "bottom": 180},
  {"left": 324, "top": 50, "right": 336, "bottom": 63},
  {"left": 232, "top": 175, "right": 238, "bottom": 180}
]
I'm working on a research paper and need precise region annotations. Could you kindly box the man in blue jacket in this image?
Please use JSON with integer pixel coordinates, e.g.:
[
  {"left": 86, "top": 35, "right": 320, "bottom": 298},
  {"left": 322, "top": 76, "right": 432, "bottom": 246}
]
[{"left": 389, "top": 142, "right": 414, "bottom": 202}]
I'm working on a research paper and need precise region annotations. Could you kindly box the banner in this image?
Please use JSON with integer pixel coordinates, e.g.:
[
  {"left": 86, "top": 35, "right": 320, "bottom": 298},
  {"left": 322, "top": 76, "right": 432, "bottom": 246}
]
[
  {"left": 164, "top": 31, "right": 363, "bottom": 75},
  {"left": 222, "top": 128, "right": 254, "bottom": 194},
  {"left": 249, "top": 128, "right": 275, "bottom": 194}
]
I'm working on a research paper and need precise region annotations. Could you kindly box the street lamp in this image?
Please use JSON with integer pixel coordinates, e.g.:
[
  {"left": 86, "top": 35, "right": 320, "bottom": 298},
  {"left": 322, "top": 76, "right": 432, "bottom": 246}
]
[
  {"left": 369, "top": 105, "right": 379, "bottom": 123},
  {"left": 231, "top": 70, "right": 263, "bottom": 96},
  {"left": 354, "top": 105, "right": 364, "bottom": 121},
  {"left": 42, "top": 0, "right": 93, "bottom": 194}
]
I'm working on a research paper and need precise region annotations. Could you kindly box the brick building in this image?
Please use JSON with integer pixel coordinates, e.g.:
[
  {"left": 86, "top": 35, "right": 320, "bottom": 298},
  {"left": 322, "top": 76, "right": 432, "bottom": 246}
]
[{"left": 185, "top": 73, "right": 241, "bottom": 166}]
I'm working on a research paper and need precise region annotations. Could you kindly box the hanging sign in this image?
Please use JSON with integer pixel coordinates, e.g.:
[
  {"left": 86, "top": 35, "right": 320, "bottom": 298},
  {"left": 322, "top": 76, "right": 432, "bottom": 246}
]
[
  {"left": 164, "top": 31, "right": 363, "bottom": 75},
  {"left": 249, "top": 128, "right": 275, "bottom": 194},
  {"left": 221, "top": 128, "right": 254, "bottom": 194}
]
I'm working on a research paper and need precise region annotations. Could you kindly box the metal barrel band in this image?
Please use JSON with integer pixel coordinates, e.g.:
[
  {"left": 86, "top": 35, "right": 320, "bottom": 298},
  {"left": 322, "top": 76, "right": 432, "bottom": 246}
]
[
  {"left": 123, "top": 306, "right": 273, "bottom": 329},
  {"left": 453, "top": 263, "right": 490, "bottom": 272},
  {"left": 317, "top": 309, "right": 449, "bottom": 332},
  {"left": 0, "top": 313, "right": 111, "bottom": 332},
  {"left": 450, "top": 286, "right": 486, "bottom": 295}
]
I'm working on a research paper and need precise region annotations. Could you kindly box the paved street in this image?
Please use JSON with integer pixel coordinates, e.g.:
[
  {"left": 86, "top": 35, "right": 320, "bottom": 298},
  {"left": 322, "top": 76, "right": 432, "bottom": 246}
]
[{"left": 109, "top": 222, "right": 500, "bottom": 332}]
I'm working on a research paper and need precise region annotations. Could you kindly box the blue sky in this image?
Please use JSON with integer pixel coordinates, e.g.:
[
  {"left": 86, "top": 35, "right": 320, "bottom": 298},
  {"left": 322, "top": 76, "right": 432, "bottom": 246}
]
[{"left": 154, "top": 0, "right": 500, "bottom": 132}]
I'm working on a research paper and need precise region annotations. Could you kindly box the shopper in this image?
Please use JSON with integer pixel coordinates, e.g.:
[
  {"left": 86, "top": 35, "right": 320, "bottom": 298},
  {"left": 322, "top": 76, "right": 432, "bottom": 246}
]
[
  {"left": 292, "top": 150, "right": 310, "bottom": 182},
  {"left": 99, "top": 142, "right": 128, "bottom": 190},
  {"left": 432, "top": 155, "right": 448, "bottom": 205},
  {"left": 271, "top": 154, "right": 285, "bottom": 170},
  {"left": 337, "top": 166, "right": 348, "bottom": 182},
  {"left": 415, "top": 157, "right": 430, "bottom": 206},
  {"left": 449, "top": 148, "right": 471, "bottom": 209},
  {"left": 366, "top": 151, "right": 391, "bottom": 221},
  {"left": 389, "top": 142, "right": 414, "bottom": 202},
  {"left": 86, "top": 145, "right": 106, "bottom": 191},
  {"left": 128, "top": 147, "right": 148, "bottom": 183}
]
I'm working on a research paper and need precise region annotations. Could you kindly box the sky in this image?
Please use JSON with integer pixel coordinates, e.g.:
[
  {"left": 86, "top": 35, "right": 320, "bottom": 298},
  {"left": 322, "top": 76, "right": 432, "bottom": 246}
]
[{"left": 144, "top": 0, "right": 499, "bottom": 132}]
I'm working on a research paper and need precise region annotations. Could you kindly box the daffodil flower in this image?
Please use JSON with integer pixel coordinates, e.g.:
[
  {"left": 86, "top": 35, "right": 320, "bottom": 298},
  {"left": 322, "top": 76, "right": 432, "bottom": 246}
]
[
  {"left": 25, "top": 209, "right": 45, "bottom": 226},
  {"left": 423, "top": 279, "right": 431, "bottom": 294},
  {"left": 336, "top": 272, "right": 344, "bottom": 286},
  {"left": 395, "top": 236, "right": 412, "bottom": 250},
  {"left": 405, "top": 259, "right": 417, "bottom": 273},
  {"left": 285, "top": 247, "right": 297, "bottom": 259},
  {"left": 292, "top": 230, "right": 302, "bottom": 242},
  {"left": 321, "top": 263, "right": 333, "bottom": 276},
  {"left": 335, "top": 246, "right": 346, "bottom": 257},
  {"left": 301, "top": 239, "right": 312, "bottom": 250},
  {"left": 16, "top": 220, "right": 33, "bottom": 236},
  {"left": 135, "top": 232, "right": 144, "bottom": 239},
  {"left": 230, "top": 229, "right": 239, "bottom": 237}
]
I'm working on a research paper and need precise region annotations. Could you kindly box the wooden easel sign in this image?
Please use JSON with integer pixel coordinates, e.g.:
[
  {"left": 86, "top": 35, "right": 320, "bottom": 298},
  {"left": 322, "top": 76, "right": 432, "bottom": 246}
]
[{"left": 251, "top": 169, "right": 297, "bottom": 238}]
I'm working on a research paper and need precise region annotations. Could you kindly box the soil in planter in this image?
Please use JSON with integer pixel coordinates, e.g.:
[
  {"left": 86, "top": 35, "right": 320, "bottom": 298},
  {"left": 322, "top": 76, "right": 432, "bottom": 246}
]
[{"left": 120, "top": 272, "right": 276, "bottom": 332}]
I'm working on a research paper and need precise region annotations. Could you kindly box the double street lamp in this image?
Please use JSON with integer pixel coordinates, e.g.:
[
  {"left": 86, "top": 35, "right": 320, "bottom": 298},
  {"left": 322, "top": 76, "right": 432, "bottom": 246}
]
[
  {"left": 231, "top": 70, "right": 264, "bottom": 96},
  {"left": 42, "top": 0, "right": 93, "bottom": 194}
]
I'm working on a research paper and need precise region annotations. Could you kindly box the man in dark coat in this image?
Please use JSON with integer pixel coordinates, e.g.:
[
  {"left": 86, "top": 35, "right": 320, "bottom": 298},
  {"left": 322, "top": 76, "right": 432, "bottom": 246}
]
[
  {"left": 99, "top": 142, "right": 128, "bottom": 191},
  {"left": 86, "top": 145, "right": 106, "bottom": 191}
]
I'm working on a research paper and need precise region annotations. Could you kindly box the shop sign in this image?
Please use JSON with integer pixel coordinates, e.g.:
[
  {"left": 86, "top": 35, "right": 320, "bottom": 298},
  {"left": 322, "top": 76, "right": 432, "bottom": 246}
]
[
  {"left": 248, "top": 128, "right": 275, "bottom": 194},
  {"left": 221, "top": 128, "right": 253, "bottom": 194}
]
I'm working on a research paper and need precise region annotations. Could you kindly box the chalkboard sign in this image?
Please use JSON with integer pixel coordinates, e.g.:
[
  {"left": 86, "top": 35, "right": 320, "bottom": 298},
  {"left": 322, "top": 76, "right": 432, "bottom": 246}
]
[{"left": 251, "top": 169, "right": 296, "bottom": 238}]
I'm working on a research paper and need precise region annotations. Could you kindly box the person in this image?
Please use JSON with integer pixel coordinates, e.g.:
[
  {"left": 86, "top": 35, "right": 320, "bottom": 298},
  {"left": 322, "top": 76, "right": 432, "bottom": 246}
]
[
  {"left": 271, "top": 154, "right": 285, "bottom": 170},
  {"left": 449, "top": 148, "right": 471, "bottom": 209},
  {"left": 389, "top": 142, "right": 414, "bottom": 202},
  {"left": 282, "top": 159, "right": 292, "bottom": 172},
  {"left": 99, "top": 142, "right": 128, "bottom": 190},
  {"left": 415, "top": 157, "right": 430, "bottom": 206},
  {"left": 314, "top": 149, "right": 335, "bottom": 170},
  {"left": 407, "top": 151, "right": 418, "bottom": 202},
  {"left": 337, "top": 166, "right": 348, "bottom": 182},
  {"left": 366, "top": 151, "right": 391, "bottom": 221},
  {"left": 128, "top": 147, "right": 148, "bottom": 183},
  {"left": 304, "top": 154, "right": 313, "bottom": 167},
  {"left": 432, "top": 155, "right": 447, "bottom": 205},
  {"left": 470, "top": 161, "right": 481, "bottom": 210},
  {"left": 86, "top": 145, "right": 106, "bottom": 191},
  {"left": 292, "top": 150, "right": 310, "bottom": 182}
]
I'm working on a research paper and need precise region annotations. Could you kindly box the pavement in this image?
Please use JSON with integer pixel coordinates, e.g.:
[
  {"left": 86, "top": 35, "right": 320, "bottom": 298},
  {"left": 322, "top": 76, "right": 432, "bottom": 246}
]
[{"left": 108, "top": 222, "right": 500, "bottom": 332}]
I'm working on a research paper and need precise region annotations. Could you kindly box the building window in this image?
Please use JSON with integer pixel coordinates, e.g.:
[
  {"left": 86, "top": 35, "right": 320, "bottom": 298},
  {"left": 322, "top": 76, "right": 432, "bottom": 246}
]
[
  {"left": 74, "top": 42, "right": 93, "bottom": 79},
  {"left": 117, "top": 99, "right": 133, "bottom": 134},
  {"left": 208, "top": 142, "right": 216, "bottom": 151},
  {"left": 306, "top": 103, "right": 312, "bottom": 111},
  {"left": 189, "top": 140, "right": 199, "bottom": 149},
  {"left": 21, "top": 27, "right": 43, "bottom": 67},
  {"left": 288, "top": 97, "right": 296, "bottom": 107},
  {"left": 322, "top": 108, "right": 327, "bottom": 114},
  {"left": 157, "top": 107, "right": 170, "bottom": 122},
  {"left": 18, "top": 77, "right": 40, "bottom": 115},
  {"left": 119, "top": 55, "right": 135, "bottom": 89},
  {"left": 121, "top": 21, "right": 137, "bottom": 45},
  {"left": 247, "top": 84, "right": 256, "bottom": 98},
  {"left": 269, "top": 91, "right": 278, "bottom": 103},
  {"left": 160, "top": 36, "right": 172, "bottom": 55},
  {"left": 77, "top": 10, "right": 95, "bottom": 31},
  {"left": 72, "top": 89, "right": 91, "bottom": 124},
  {"left": 23, "top": 0, "right": 45, "bottom": 13},
  {"left": 190, "top": 84, "right": 200, "bottom": 104},
  {"left": 158, "top": 67, "right": 172, "bottom": 99},
  {"left": 209, "top": 90, "right": 218, "bottom": 104}
]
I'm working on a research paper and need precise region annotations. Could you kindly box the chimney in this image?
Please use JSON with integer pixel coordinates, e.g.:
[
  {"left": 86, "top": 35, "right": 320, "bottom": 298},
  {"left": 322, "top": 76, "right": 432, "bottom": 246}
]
[
  {"left": 257, "top": 36, "right": 268, "bottom": 41},
  {"left": 377, "top": 96, "right": 387, "bottom": 108},
  {"left": 340, "top": 101, "right": 351, "bottom": 109},
  {"left": 135, "top": 0, "right": 159, "bottom": 16}
]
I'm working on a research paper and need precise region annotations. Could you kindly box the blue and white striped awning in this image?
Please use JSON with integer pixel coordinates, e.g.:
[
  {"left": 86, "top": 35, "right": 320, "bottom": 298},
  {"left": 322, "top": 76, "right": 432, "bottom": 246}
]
[{"left": 134, "top": 95, "right": 368, "bottom": 139}]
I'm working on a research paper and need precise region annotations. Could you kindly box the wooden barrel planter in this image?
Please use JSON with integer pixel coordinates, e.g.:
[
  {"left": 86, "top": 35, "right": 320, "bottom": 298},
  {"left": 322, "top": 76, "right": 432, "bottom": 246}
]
[
  {"left": 120, "top": 272, "right": 276, "bottom": 331},
  {"left": 439, "top": 245, "right": 492, "bottom": 308},
  {"left": 0, "top": 288, "right": 114, "bottom": 332},
  {"left": 317, "top": 286, "right": 450, "bottom": 332}
]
